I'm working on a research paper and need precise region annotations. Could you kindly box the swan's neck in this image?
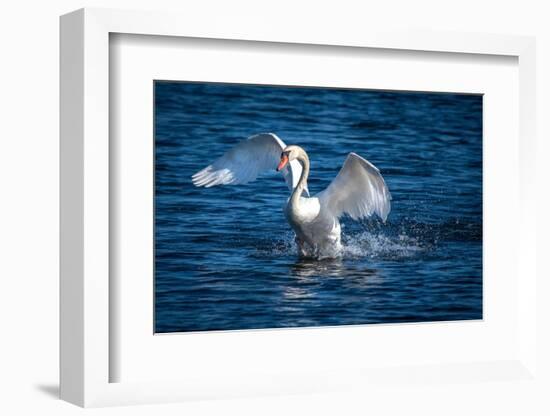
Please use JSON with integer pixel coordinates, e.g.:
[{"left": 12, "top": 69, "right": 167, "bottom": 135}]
[{"left": 290, "top": 152, "right": 310, "bottom": 207}]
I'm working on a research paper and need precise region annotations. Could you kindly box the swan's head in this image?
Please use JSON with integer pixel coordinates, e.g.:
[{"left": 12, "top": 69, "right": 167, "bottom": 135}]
[{"left": 277, "top": 145, "right": 305, "bottom": 171}]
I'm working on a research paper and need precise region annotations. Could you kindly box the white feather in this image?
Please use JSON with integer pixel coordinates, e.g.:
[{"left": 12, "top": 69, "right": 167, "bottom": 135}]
[
  {"left": 192, "top": 133, "right": 309, "bottom": 196},
  {"left": 317, "top": 153, "right": 391, "bottom": 222}
]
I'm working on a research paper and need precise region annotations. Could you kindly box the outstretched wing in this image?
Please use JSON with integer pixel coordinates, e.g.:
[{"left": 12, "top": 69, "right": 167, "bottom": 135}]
[
  {"left": 192, "top": 133, "right": 308, "bottom": 195},
  {"left": 317, "top": 152, "right": 391, "bottom": 221}
]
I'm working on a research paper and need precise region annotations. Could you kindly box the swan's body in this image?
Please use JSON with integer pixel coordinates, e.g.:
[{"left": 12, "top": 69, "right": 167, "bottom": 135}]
[{"left": 192, "top": 133, "right": 391, "bottom": 258}]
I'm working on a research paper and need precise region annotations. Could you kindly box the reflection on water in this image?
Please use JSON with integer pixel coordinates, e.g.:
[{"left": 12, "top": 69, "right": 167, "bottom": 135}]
[
  {"left": 284, "top": 257, "right": 381, "bottom": 301},
  {"left": 290, "top": 257, "right": 379, "bottom": 280},
  {"left": 281, "top": 285, "right": 313, "bottom": 301}
]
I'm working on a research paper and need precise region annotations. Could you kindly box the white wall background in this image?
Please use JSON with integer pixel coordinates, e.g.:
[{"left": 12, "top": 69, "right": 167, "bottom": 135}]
[{"left": 0, "top": 1, "right": 548, "bottom": 415}]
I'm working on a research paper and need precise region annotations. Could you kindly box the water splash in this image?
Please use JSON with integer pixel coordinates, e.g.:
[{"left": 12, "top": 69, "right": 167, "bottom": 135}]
[
  {"left": 252, "top": 229, "right": 427, "bottom": 261},
  {"left": 341, "top": 231, "right": 425, "bottom": 260}
]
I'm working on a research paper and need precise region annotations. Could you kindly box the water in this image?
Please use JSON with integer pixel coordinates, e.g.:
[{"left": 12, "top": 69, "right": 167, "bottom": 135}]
[{"left": 154, "top": 81, "right": 483, "bottom": 333}]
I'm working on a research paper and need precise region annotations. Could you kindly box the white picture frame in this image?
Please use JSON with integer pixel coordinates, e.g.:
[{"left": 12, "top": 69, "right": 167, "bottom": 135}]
[{"left": 60, "top": 7, "right": 538, "bottom": 408}]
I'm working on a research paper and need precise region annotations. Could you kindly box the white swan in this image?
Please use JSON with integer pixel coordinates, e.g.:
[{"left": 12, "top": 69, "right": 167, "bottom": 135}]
[{"left": 192, "top": 133, "right": 391, "bottom": 258}]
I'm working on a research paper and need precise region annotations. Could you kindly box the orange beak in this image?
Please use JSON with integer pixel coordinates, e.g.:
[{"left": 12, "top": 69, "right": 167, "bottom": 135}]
[{"left": 276, "top": 154, "right": 289, "bottom": 171}]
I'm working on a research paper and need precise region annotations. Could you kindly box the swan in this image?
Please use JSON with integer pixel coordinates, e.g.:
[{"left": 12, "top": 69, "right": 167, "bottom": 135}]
[{"left": 192, "top": 133, "right": 391, "bottom": 258}]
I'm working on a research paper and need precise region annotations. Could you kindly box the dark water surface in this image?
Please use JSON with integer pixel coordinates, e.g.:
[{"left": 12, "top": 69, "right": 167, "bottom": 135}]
[{"left": 154, "top": 81, "right": 482, "bottom": 333}]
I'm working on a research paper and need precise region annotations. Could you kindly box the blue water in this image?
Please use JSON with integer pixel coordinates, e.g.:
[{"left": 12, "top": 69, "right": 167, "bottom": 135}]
[{"left": 154, "top": 81, "right": 482, "bottom": 333}]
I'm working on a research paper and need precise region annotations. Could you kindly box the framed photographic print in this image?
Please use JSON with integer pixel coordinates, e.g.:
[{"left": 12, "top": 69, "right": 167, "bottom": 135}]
[{"left": 60, "top": 8, "right": 538, "bottom": 408}]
